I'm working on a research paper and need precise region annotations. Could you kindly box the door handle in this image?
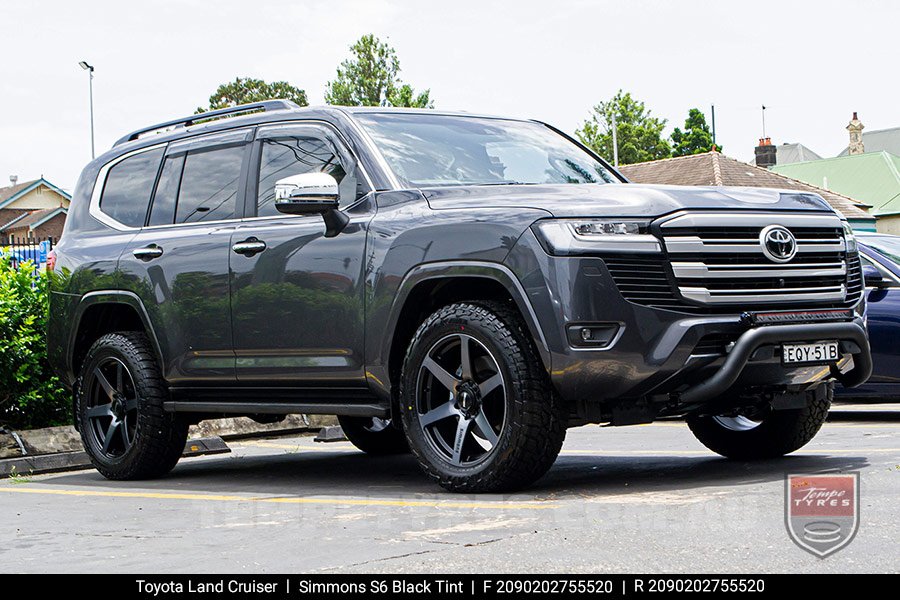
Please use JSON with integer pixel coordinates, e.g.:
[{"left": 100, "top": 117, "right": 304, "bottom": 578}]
[
  {"left": 132, "top": 244, "right": 163, "bottom": 261},
  {"left": 232, "top": 237, "right": 267, "bottom": 256}
]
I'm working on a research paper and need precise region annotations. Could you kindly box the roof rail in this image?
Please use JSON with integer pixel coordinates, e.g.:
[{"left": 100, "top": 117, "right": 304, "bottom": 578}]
[{"left": 113, "top": 99, "right": 301, "bottom": 147}]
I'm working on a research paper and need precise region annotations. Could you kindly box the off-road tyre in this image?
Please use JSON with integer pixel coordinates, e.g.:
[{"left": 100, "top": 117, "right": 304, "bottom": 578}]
[
  {"left": 400, "top": 301, "right": 566, "bottom": 493},
  {"left": 686, "top": 383, "right": 833, "bottom": 460},
  {"left": 76, "top": 332, "right": 187, "bottom": 480}
]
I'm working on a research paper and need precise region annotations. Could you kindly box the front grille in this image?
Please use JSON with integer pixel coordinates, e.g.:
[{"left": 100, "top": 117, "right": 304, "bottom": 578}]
[
  {"left": 604, "top": 212, "right": 864, "bottom": 313},
  {"left": 661, "top": 212, "right": 860, "bottom": 308}
]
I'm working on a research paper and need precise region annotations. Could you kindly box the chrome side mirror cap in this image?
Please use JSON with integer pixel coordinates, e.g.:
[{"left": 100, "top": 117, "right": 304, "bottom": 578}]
[{"left": 273, "top": 172, "right": 348, "bottom": 237}]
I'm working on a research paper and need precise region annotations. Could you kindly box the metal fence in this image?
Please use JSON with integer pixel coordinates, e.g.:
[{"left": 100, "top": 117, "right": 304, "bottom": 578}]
[{"left": 1, "top": 235, "right": 56, "bottom": 272}]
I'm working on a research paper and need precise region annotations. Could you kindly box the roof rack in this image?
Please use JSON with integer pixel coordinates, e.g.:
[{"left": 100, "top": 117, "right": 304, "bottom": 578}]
[{"left": 113, "top": 99, "right": 301, "bottom": 147}]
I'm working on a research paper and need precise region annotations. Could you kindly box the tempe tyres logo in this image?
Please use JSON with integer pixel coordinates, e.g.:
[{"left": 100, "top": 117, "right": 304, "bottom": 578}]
[{"left": 785, "top": 473, "right": 859, "bottom": 558}]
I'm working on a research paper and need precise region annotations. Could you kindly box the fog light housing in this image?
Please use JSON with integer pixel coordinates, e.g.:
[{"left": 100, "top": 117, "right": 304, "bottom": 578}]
[{"left": 567, "top": 323, "right": 621, "bottom": 348}]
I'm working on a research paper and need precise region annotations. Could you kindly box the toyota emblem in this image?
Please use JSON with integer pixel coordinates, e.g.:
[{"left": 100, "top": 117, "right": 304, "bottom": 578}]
[{"left": 760, "top": 225, "right": 797, "bottom": 263}]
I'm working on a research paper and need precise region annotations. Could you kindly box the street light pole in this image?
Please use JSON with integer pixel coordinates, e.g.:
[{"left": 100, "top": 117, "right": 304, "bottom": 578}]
[{"left": 78, "top": 61, "right": 95, "bottom": 159}]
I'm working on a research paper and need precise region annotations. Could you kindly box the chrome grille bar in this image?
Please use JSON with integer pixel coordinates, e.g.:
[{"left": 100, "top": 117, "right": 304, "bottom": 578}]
[
  {"left": 679, "top": 286, "right": 847, "bottom": 304},
  {"left": 663, "top": 237, "right": 845, "bottom": 254},
  {"left": 671, "top": 262, "right": 847, "bottom": 279}
]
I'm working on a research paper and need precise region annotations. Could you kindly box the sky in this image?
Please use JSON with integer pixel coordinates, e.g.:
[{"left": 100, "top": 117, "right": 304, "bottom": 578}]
[{"left": 1, "top": 0, "right": 898, "bottom": 193}]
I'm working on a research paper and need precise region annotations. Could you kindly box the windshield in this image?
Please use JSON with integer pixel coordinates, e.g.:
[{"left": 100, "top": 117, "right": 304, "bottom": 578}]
[
  {"left": 355, "top": 112, "right": 619, "bottom": 188},
  {"left": 861, "top": 236, "right": 900, "bottom": 264}
]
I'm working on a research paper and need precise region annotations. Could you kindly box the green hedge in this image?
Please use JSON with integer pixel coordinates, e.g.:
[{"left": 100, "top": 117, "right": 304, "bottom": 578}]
[{"left": 0, "top": 254, "right": 68, "bottom": 429}]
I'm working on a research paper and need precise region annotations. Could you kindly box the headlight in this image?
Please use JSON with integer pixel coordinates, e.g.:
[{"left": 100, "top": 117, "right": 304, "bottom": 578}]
[
  {"left": 842, "top": 222, "right": 858, "bottom": 253},
  {"left": 569, "top": 220, "right": 648, "bottom": 236},
  {"left": 532, "top": 219, "right": 660, "bottom": 255}
]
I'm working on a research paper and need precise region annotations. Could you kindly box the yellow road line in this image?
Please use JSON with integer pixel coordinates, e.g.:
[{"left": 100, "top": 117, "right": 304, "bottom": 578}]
[
  {"left": 229, "top": 442, "right": 358, "bottom": 452},
  {"left": 230, "top": 441, "right": 356, "bottom": 451},
  {"left": 560, "top": 448, "right": 900, "bottom": 456},
  {"left": 822, "top": 423, "right": 900, "bottom": 428},
  {"left": 638, "top": 421, "right": 900, "bottom": 428},
  {"left": 238, "top": 437, "right": 900, "bottom": 457},
  {"left": 0, "top": 486, "right": 558, "bottom": 510}
]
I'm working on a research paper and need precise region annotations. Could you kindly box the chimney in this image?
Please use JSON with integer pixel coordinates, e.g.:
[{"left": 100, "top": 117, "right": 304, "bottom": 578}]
[
  {"left": 847, "top": 112, "right": 865, "bottom": 155},
  {"left": 754, "top": 137, "right": 777, "bottom": 168},
  {"left": 9, "top": 175, "right": 17, "bottom": 187}
]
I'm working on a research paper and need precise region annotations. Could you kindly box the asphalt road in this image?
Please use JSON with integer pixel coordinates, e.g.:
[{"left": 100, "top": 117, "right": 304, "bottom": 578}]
[{"left": 1, "top": 406, "right": 897, "bottom": 574}]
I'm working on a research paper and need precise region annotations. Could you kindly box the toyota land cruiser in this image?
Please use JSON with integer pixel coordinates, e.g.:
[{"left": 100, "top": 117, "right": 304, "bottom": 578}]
[{"left": 47, "top": 100, "right": 872, "bottom": 492}]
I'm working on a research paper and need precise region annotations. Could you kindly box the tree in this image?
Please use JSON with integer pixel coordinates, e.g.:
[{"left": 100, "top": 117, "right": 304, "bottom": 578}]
[
  {"left": 196, "top": 77, "right": 308, "bottom": 114},
  {"left": 671, "top": 108, "right": 720, "bottom": 156},
  {"left": 576, "top": 90, "right": 671, "bottom": 165},
  {"left": 325, "top": 34, "right": 432, "bottom": 108}
]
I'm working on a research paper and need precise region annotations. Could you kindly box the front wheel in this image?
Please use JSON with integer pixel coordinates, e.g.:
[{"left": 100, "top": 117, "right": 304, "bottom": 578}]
[
  {"left": 400, "top": 302, "right": 566, "bottom": 493},
  {"left": 686, "top": 384, "right": 832, "bottom": 460}
]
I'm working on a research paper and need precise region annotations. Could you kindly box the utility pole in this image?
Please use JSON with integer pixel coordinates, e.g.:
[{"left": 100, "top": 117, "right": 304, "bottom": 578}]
[
  {"left": 611, "top": 110, "right": 619, "bottom": 167},
  {"left": 711, "top": 104, "right": 716, "bottom": 149},
  {"left": 79, "top": 61, "right": 95, "bottom": 159}
]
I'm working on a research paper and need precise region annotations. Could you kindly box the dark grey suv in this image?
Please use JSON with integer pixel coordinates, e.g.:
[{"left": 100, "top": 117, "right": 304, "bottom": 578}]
[{"left": 47, "top": 100, "right": 872, "bottom": 492}]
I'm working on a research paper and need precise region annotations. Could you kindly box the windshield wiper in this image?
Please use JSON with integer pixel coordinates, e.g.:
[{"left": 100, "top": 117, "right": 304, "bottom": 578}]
[{"left": 473, "top": 181, "right": 536, "bottom": 186}]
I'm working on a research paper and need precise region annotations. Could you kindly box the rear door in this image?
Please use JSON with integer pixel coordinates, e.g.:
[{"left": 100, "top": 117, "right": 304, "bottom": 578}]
[
  {"left": 228, "top": 122, "right": 373, "bottom": 386},
  {"left": 118, "top": 128, "right": 254, "bottom": 385}
]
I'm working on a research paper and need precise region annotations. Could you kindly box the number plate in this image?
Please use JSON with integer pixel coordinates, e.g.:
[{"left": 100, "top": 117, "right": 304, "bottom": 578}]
[{"left": 782, "top": 341, "right": 840, "bottom": 365}]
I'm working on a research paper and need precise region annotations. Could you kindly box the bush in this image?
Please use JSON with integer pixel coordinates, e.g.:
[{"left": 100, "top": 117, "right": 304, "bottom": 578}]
[{"left": 0, "top": 254, "right": 68, "bottom": 429}]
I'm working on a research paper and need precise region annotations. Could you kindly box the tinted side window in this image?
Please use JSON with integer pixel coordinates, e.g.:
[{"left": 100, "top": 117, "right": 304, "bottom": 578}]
[
  {"left": 100, "top": 148, "right": 164, "bottom": 227},
  {"left": 148, "top": 154, "right": 184, "bottom": 226},
  {"left": 257, "top": 135, "right": 360, "bottom": 217},
  {"left": 175, "top": 145, "right": 246, "bottom": 224}
]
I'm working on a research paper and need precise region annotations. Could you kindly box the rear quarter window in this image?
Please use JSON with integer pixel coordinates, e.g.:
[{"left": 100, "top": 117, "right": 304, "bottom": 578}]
[{"left": 99, "top": 148, "right": 164, "bottom": 227}]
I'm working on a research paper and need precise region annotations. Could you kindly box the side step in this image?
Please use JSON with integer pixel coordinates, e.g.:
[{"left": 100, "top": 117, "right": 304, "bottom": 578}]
[{"left": 163, "top": 401, "right": 388, "bottom": 418}]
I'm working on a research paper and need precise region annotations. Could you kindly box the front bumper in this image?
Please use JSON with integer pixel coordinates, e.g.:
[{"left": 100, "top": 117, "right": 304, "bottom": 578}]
[
  {"left": 678, "top": 321, "right": 870, "bottom": 406},
  {"left": 504, "top": 229, "right": 871, "bottom": 408}
]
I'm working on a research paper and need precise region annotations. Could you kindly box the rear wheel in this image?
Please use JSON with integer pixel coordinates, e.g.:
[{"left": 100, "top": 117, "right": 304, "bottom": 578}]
[
  {"left": 400, "top": 302, "right": 566, "bottom": 493},
  {"left": 76, "top": 332, "right": 188, "bottom": 480},
  {"left": 686, "top": 384, "right": 832, "bottom": 459},
  {"left": 337, "top": 416, "right": 409, "bottom": 455}
]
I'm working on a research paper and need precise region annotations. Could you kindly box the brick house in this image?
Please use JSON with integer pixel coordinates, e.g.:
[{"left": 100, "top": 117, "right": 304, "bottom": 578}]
[{"left": 0, "top": 177, "right": 71, "bottom": 242}]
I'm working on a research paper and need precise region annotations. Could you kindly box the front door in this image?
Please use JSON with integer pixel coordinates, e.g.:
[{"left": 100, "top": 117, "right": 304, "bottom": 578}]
[{"left": 229, "top": 123, "right": 373, "bottom": 386}]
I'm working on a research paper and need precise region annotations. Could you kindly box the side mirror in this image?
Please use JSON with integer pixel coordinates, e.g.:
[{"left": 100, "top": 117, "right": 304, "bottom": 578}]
[
  {"left": 274, "top": 172, "right": 349, "bottom": 237},
  {"left": 862, "top": 264, "right": 887, "bottom": 288}
]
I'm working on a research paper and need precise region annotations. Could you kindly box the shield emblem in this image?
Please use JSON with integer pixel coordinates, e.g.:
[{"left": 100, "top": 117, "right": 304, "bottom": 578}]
[{"left": 785, "top": 473, "right": 859, "bottom": 558}]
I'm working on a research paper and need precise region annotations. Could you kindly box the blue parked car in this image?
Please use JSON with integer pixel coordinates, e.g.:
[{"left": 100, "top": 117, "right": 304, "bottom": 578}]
[{"left": 835, "top": 233, "right": 900, "bottom": 402}]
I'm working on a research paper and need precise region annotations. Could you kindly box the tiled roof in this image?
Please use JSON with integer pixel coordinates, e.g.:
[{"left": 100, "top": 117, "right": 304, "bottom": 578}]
[
  {"left": 0, "top": 212, "right": 29, "bottom": 230},
  {"left": 0, "top": 179, "right": 38, "bottom": 203},
  {"left": 619, "top": 151, "right": 874, "bottom": 221},
  {"left": 0, "top": 177, "right": 71, "bottom": 210},
  {"left": 0, "top": 207, "right": 67, "bottom": 232}
]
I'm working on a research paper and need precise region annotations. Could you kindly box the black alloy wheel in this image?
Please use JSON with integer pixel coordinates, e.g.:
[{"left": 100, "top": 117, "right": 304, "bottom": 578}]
[
  {"left": 85, "top": 356, "right": 139, "bottom": 459},
  {"left": 415, "top": 332, "right": 507, "bottom": 467}
]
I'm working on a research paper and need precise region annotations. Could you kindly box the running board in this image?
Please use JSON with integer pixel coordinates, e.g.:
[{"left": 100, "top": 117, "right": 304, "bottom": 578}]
[{"left": 163, "top": 401, "right": 389, "bottom": 418}]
